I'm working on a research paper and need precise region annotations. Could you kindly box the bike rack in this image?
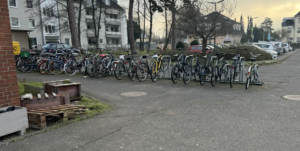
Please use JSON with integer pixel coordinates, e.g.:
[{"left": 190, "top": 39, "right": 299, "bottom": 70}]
[{"left": 160, "top": 55, "right": 172, "bottom": 79}]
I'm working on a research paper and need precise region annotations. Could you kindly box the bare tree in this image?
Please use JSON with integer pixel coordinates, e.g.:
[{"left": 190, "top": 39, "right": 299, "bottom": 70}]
[
  {"left": 66, "top": 0, "right": 80, "bottom": 48},
  {"left": 276, "top": 29, "right": 291, "bottom": 41},
  {"left": 129, "top": 0, "right": 136, "bottom": 52},
  {"left": 177, "top": 0, "right": 237, "bottom": 49}
]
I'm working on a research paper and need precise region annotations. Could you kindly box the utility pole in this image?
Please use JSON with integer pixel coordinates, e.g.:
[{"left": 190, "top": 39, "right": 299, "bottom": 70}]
[{"left": 208, "top": 0, "right": 224, "bottom": 51}]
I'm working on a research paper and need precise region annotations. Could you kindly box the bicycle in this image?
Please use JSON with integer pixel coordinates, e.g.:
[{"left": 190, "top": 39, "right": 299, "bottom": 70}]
[
  {"left": 199, "top": 50, "right": 218, "bottom": 87},
  {"left": 245, "top": 52, "right": 263, "bottom": 89},
  {"left": 228, "top": 48, "right": 245, "bottom": 88},
  {"left": 136, "top": 55, "right": 151, "bottom": 82},
  {"left": 114, "top": 51, "right": 137, "bottom": 81},
  {"left": 215, "top": 51, "right": 231, "bottom": 82},
  {"left": 171, "top": 48, "right": 188, "bottom": 84},
  {"left": 183, "top": 54, "right": 199, "bottom": 84},
  {"left": 150, "top": 51, "right": 169, "bottom": 82}
]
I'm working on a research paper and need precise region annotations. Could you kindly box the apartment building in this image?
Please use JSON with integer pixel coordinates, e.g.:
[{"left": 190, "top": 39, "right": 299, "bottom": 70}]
[
  {"left": 282, "top": 11, "right": 300, "bottom": 44},
  {"left": 8, "top": 0, "right": 127, "bottom": 50}
]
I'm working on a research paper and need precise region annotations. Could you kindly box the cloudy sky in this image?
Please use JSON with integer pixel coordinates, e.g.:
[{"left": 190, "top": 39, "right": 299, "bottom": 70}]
[{"left": 118, "top": 0, "right": 300, "bottom": 34}]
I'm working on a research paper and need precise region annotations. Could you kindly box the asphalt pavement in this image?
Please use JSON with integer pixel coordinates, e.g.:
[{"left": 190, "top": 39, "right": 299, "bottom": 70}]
[{"left": 1, "top": 50, "right": 300, "bottom": 151}]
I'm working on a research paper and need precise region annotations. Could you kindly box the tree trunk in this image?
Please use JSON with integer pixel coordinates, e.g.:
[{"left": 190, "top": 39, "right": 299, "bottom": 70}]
[
  {"left": 164, "top": 6, "right": 168, "bottom": 50},
  {"left": 147, "top": 13, "right": 153, "bottom": 52},
  {"left": 128, "top": 0, "right": 135, "bottom": 53},
  {"left": 77, "top": 0, "right": 83, "bottom": 48},
  {"left": 142, "top": 0, "right": 146, "bottom": 51},
  {"left": 137, "top": 0, "right": 142, "bottom": 50},
  {"left": 202, "top": 38, "right": 208, "bottom": 53},
  {"left": 171, "top": 0, "right": 176, "bottom": 50},
  {"left": 66, "top": 0, "right": 79, "bottom": 49}
]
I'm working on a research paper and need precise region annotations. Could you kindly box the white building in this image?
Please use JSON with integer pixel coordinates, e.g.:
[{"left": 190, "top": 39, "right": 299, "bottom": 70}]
[
  {"left": 8, "top": 0, "right": 127, "bottom": 50},
  {"left": 282, "top": 11, "right": 300, "bottom": 44}
]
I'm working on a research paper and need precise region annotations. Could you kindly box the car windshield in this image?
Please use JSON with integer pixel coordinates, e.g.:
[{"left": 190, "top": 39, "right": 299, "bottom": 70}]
[
  {"left": 63, "top": 44, "right": 72, "bottom": 49},
  {"left": 42, "top": 44, "right": 50, "bottom": 49}
]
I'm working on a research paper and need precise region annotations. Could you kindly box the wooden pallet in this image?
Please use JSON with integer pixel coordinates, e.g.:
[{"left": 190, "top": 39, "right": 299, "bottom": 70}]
[{"left": 27, "top": 105, "right": 86, "bottom": 129}]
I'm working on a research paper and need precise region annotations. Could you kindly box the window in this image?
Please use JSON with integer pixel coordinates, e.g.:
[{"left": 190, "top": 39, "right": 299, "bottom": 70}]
[
  {"left": 198, "top": 46, "right": 202, "bottom": 50},
  {"left": 106, "top": 27, "right": 109, "bottom": 31},
  {"left": 63, "top": 44, "right": 72, "bottom": 48},
  {"left": 191, "top": 46, "right": 196, "bottom": 50},
  {"left": 88, "top": 38, "right": 96, "bottom": 45},
  {"left": 297, "top": 37, "right": 300, "bottom": 43},
  {"left": 9, "top": 0, "right": 16, "bottom": 7},
  {"left": 11, "top": 18, "right": 19, "bottom": 27},
  {"left": 31, "top": 38, "right": 37, "bottom": 46},
  {"left": 298, "top": 27, "right": 300, "bottom": 33},
  {"left": 27, "top": 0, "right": 33, "bottom": 8},
  {"left": 43, "top": 8, "right": 46, "bottom": 16},
  {"left": 57, "top": 44, "right": 64, "bottom": 49},
  {"left": 45, "top": 25, "right": 56, "bottom": 33},
  {"left": 298, "top": 18, "right": 300, "bottom": 23},
  {"left": 86, "top": 10, "right": 90, "bottom": 15},
  {"left": 100, "top": 39, "right": 103, "bottom": 43},
  {"left": 288, "top": 28, "right": 292, "bottom": 33},
  {"left": 87, "top": 25, "right": 91, "bottom": 29},
  {"left": 65, "top": 39, "right": 70, "bottom": 45},
  {"left": 28, "top": 19, "right": 35, "bottom": 28},
  {"left": 44, "top": 8, "right": 54, "bottom": 17}
]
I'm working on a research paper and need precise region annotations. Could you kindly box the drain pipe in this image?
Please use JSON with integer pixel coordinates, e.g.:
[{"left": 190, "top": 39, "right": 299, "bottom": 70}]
[{"left": 38, "top": 0, "right": 45, "bottom": 45}]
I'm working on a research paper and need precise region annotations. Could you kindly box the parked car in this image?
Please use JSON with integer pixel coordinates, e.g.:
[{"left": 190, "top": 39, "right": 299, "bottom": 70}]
[
  {"left": 282, "top": 43, "right": 289, "bottom": 52},
  {"left": 42, "top": 43, "right": 79, "bottom": 54},
  {"left": 252, "top": 43, "right": 278, "bottom": 59},
  {"left": 283, "top": 43, "right": 293, "bottom": 52},
  {"left": 189, "top": 45, "right": 211, "bottom": 53}
]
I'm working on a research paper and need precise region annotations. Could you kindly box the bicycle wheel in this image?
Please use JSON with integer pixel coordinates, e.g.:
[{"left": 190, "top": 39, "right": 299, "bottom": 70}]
[
  {"left": 199, "top": 68, "right": 205, "bottom": 86},
  {"left": 171, "top": 64, "right": 180, "bottom": 84},
  {"left": 65, "top": 60, "right": 77, "bottom": 76},
  {"left": 245, "top": 77, "right": 250, "bottom": 89},
  {"left": 114, "top": 62, "right": 125, "bottom": 80},
  {"left": 158, "top": 63, "right": 164, "bottom": 78},
  {"left": 162, "top": 59, "right": 169, "bottom": 71},
  {"left": 211, "top": 66, "right": 217, "bottom": 87},
  {"left": 229, "top": 68, "right": 234, "bottom": 88},
  {"left": 193, "top": 66, "right": 200, "bottom": 82},
  {"left": 136, "top": 63, "right": 148, "bottom": 82},
  {"left": 128, "top": 63, "right": 136, "bottom": 81},
  {"left": 183, "top": 67, "right": 191, "bottom": 85},
  {"left": 39, "top": 61, "right": 48, "bottom": 74},
  {"left": 220, "top": 65, "right": 229, "bottom": 81},
  {"left": 48, "top": 60, "right": 60, "bottom": 75},
  {"left": 151, "top": 63, "right": 158, "bottom": 82}
]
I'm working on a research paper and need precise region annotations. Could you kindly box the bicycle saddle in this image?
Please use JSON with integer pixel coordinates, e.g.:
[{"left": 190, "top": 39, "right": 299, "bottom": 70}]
[
  {"left": 189, "top": 55, "right": 193, "bottom": 57},
  {"left": 173, "top": 54, "right": 178, "bottom": 57},
  {"left": 203, "top": 55, "right": 207, "bottom": 59},
  {"left": 232, "top": 57, "right": 237, "bottom": 60},
  {"left": 250, "top": 58, "right": 256, "bottom": 61}
]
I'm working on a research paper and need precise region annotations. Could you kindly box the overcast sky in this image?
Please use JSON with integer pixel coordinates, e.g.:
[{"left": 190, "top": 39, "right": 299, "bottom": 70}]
[{"left": 118, "top": 0, "right": 300, "bottom": 33}]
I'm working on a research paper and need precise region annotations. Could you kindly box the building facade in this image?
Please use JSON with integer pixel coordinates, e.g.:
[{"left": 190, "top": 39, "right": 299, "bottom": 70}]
[
  {"left": 8, "top": 0, "right": 127, "bottom": 50},
  {"left": 282, "top": 12, "right": 300, "bottom": 44}
]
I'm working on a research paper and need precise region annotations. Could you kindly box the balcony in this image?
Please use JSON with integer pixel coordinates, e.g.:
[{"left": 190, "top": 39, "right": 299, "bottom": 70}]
[
  {"left": 86, "top": 18, "right": 93, "bottom": 23},
  {"left": 105, "top": 18, "right": 121, "bottom": 25},
  {"left": 87, "top": 30, "right": 95, "bottom": 37},
  {"left": 107, "top": 44, "right": 122, "bottom": 48},
  {"left": 106, "top": 31, "right": 121, "bottom": 38}
]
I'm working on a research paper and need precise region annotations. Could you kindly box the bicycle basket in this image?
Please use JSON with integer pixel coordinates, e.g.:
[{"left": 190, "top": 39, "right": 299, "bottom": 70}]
[{"left": 20, "top": 51, "right": 30, "bottom": 58}]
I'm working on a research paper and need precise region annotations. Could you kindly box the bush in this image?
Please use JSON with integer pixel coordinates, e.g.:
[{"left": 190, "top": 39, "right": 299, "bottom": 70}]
[
  {"left": 176, "top": 41, "right": 185, "bottom": 49},
  {"left": 190, "top": 40, "right": 199, "bottom": 46},
  {"left": 218, "top": 45, "right": 272, "bottom": 61}
]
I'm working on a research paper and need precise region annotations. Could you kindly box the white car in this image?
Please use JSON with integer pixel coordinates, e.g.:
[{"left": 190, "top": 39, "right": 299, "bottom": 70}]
[
  {"left": 283, "top": 43, "right": 293, "bottom": 51},
  {"left": 252, "top": 44, "right": 278, "bottom": 59},
  {"left": 282, "top": 43, "right": 289, "bottom": 52}
]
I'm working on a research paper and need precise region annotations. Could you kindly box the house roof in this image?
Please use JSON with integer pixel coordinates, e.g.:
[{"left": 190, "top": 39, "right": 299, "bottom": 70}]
[
  {"left": 295, "top": 11, "right": 300, "bottom": 16},
  {"left": 205, "top": 12, "right": 241, "bottom": 24},
  {"left": 282, "top": 18, "right": 294, "bottom": 27}
]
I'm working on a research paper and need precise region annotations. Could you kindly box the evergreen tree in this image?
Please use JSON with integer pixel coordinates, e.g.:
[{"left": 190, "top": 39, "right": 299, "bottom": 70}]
[{"left": 240, "top": 15, "right": 245, "bottom": 34}]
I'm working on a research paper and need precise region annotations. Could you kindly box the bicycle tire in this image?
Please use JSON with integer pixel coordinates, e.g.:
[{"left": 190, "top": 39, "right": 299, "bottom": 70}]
[
  {"left": 65, "top": 60, "right": 77, "bottom": 76},
  {"left": 230, "top": 68, "right": 234, "bottom": 88},
  {"left": 48, "top": 60, "right": 62, "bottom": 75},
  {"left": 245, "top": 77, "right": 250, "bottom": 89},
  {"left": 39, "top": 61, "right": 48, "bottom": 74},
  {"left": 211, "top": 66, "right": 217, "bottom": 87},
  {"left": 199, "top": 68, "right": 205, "bottom": 86},
  {"left": 128, "top": 63, "right": 136, "bottom": 81},
  {"left": 171, "top": 64, "right": 180, "bottom": 84},
  {"left": 136, "top": 63, "right": 148, "bottom": 82},
  {"left": 114, "top": 62, "right": 124, "bottom": 80},
  {"left": 162, "top": 59, "right": 169, "bottom": 71},
  {"left": 183, "top": 67, "right": 191, "bottom": 85},
  {"left": 151, "top": 63, "right": 158, "bottom": 82}
]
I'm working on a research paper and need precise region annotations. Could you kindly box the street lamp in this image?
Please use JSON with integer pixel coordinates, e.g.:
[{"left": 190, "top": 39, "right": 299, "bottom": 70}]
[
  {"left": 208, "top": 0, "right": 224, "bottom": 51},
  {"left": 250, "top": 17, "right": 258, "bottom": 44}
]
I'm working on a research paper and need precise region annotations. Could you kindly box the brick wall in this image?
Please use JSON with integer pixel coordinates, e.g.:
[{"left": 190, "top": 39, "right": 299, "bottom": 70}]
[{"left": 0, "top": 0, "right": 20, "bottom": 107}]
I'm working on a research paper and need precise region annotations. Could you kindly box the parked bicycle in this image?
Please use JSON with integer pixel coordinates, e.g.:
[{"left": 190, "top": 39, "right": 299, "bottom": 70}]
[
  {"left": 199, "top": 50, "right": 218, "bottom": 87},
  {"left": 171, "top": 48, "right": 188, "bottom": 84},
  {"left": 245, "top": 52, "right": 263, "bottom": 89},
  {"left": 114, "top": 51, "right": 137, "bottom": 81}
]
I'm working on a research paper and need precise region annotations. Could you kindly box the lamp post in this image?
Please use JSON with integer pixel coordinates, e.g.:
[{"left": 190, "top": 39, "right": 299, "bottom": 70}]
[
  {"left": 208, "top": 0, "right": 224, "bottom": 51},
  {"left": 251, "top": 17, "right": 258, "bottom": 44}
]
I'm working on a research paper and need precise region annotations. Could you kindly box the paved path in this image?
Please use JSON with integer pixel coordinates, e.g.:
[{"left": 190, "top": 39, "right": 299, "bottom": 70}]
[{"left": 1, "top": 50, "right": 300, "bottom": 151}]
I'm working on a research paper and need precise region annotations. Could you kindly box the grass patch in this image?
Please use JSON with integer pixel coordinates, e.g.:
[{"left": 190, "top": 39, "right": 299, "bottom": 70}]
[
  {"left": 62, "top": 80, "right": 72, "bottom": 84},
  {"left": 18, "top": 81, "right": 43, "bottom": 96},
  {"left": 78, "top": 95, "right": 112, "bottom": 116}
]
